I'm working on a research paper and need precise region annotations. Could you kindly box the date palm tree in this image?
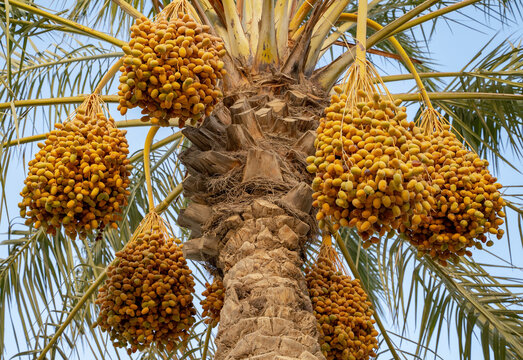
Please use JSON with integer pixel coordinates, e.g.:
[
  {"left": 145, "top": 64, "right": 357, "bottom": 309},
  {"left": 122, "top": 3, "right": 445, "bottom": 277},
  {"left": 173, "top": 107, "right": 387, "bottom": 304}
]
[{"left": 0, "top": 0, "right": 522, "bottom": 359}]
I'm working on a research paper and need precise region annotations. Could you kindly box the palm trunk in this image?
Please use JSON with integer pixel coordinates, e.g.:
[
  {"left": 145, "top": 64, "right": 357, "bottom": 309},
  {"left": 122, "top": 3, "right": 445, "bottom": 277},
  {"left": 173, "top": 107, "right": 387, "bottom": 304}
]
[
  {"left": 212, "top": 200, "right": 323, "bottom": 359},
  {"left": 179, "top": 84, "right": 327, "bottom": 359}
]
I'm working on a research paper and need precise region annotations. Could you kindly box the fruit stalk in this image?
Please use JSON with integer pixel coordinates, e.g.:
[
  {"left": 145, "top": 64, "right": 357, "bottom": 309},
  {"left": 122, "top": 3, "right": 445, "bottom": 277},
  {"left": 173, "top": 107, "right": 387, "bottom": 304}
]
[
  {"left": 144, "top": 126, "right": 160, "bottom": 212},
  {"left": 154, "top": 184, "right": 183, "bottom": 213},
  {"left": 201, "top": 322, "right": 214, "bottom": 360},
  {"left": 94, "top": 58, "right": 124, "bottom": 95},
  {"left": 339, "top": 13, "right": 433, "bottom": 109},
  {"left": 355, "top": 0, "right": 369, "bottom": 74}
]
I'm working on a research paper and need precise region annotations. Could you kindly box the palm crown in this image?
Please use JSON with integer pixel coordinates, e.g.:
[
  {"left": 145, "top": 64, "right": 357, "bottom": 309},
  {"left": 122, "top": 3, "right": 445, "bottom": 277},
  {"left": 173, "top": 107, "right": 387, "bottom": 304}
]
[{"left": 0, "top": 1, "right": 522, "bottom": 360}]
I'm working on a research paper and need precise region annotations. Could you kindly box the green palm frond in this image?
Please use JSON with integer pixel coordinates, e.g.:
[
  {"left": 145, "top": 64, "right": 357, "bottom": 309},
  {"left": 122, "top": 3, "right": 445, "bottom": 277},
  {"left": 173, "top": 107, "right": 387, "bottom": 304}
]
[
  {"left": 318, "top": 14, "right": 435, "bottom": 77},
  {"left": 351, "top": 233, "right": 523, "bottom": 360},
  {"left": 370, "top": 0, "right": 521, "bottom": 36},
  {"left": 313, "top": 0, "right": 522, "bottom": 89},
  {"left": 63, "top": 0, "right": 153, "bottom": 38},
  {"left": 0, "top": 44, "right": 121, "bottom": 102},
  {"left": 0, "top": 228, "right": 108, "bottom": 359},
  {"left": 2, "top": 1, "right": 125, "bottom": 46},
  {"left": 0, "top": 41, "right": 120, "bottom": 150},
  {"left": 434, "top": 37, "right": 523, "bottom": 169},
  {"left": 502, "top": 186, "right": 523, "bottom": 249}
]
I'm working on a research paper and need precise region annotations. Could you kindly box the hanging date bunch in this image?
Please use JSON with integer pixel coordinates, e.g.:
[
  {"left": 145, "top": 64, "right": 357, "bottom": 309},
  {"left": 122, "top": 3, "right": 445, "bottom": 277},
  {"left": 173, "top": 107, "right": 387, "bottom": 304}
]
[
  {"left": 19, "top": 95, "right": 131, "bottom": 239},
  {"left": 118, "top": 0, "right": 227, "bottom": 127},
  {"left": 403, "top": 107, "right": 506, "bottom": 265},
  {"left": 94, "top": 211, "right": 196, "bottom": 354},
  {"left": 201, "top": 276, "right": 225, "bottom": 326},
  {"left": 307, "top": 61, "right": 436, "bottom": 246},
  {"left": 305, "top": 235, "right": 378, "bottom": 360}
]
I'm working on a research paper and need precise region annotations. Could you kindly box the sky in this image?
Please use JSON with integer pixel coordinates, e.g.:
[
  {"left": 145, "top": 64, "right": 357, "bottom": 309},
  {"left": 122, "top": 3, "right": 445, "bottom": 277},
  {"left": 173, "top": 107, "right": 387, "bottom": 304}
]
[{"left": 0, "top": 1, "right": 522, "bottom": 360}]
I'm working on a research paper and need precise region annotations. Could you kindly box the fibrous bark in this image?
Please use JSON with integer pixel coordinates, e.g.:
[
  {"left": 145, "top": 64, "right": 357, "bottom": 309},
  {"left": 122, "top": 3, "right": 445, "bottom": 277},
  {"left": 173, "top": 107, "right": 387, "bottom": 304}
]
[
  {"left": 179, "top": 82, "right": 327, "bottom": 359},
  {"left": 215, "top": 200, "right": 323, "bottom": 360}
]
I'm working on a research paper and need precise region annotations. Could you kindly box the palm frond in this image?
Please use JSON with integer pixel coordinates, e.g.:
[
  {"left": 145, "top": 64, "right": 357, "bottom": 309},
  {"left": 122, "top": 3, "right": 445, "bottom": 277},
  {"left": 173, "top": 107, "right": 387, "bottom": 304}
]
[
  {"left": 368, "top": 0, "right": 521, "bottom": 40},
  {"left": 3, "top": 1, "right": 125, "bottom": 47},
  {"left": 356, "top": 232, "right": 523, "bottom": 360},
  {"left": 312, "top": 0, "right": 522, "bottom": 89},
  {"left": 434, "top": 37, "right": 523, "bottom": 169},
  {"left": 0, "top": 33, "right": 120, "bottom": 156},
  {"left": 65, "top": 0, "right": 159, "bottom": 38}
]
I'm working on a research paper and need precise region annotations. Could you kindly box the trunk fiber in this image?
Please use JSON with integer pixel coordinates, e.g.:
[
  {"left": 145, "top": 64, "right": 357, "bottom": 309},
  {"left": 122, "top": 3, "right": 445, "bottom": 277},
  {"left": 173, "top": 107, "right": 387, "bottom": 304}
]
[{"left": 179, "top": 82, "right": 327, "bottom": 359}]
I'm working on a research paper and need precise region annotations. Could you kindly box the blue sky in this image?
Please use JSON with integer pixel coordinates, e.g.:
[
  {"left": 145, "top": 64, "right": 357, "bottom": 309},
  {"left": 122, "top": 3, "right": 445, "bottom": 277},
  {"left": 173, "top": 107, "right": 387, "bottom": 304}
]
[{"left": 1, "top": 2, "right": 522, "bottom": 359}]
